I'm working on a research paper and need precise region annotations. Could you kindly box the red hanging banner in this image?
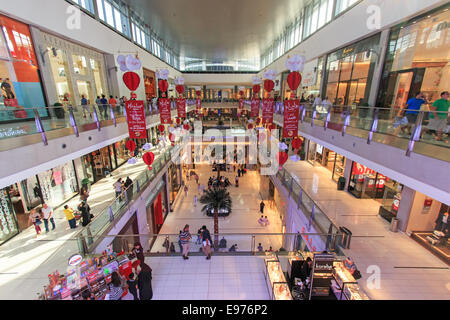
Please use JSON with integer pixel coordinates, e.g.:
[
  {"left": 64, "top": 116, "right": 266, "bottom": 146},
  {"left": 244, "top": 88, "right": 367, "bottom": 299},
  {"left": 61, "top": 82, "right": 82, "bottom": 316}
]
[
  {"left": 177, "top": 98, "right": 186, "bottom": 118},
  {"left": 159, "top": 98, "right": 172, "bottom": 124},
  {"left": 283, "top": 99, "right": 300, "bottom": 138},
  {"left": 196, "top": 98, "right": 202, "bottom": 116},
  {"left": 251, "top": 98, "right": 260, "bottom": 118},
  {"left": 262, "top": 98, "right": 274, "bottom": 124},
  {"left": 125, "top": 100, "right": 147, "bottom": 139}
]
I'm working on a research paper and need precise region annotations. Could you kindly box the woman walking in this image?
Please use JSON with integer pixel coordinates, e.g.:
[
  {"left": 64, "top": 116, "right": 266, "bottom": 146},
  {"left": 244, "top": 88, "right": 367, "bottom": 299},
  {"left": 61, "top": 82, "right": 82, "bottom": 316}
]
[
  {"left": 137, "top": 263, "right": 153, "bottom": 300},
  {"left": 179, "top": 224, "right": 192, "bottom": 260}
]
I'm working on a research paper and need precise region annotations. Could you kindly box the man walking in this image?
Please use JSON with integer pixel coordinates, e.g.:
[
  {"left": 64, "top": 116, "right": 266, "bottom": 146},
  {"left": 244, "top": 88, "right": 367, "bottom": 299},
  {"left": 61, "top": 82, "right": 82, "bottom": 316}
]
[
  {"left": 81, "top": 95, "right": 91, "bottom": 119},
  {"left": 428, "top": 91, "right": 449, "bottom": 141},
  {"left": 41, "top": 203, "right": 56, "bottom": 233},
  {"left": 113, "top": 179, "right": 123, "bottom": 201},
  {"left": 260, "top": 201, "right": 265, "bottom": 214},
  {"left": 179, "top": 225, "right": 192, "bottom": 260},
  {"left": 201, "top": 225, "right": 212, "bottom": 260},
  {"left": 100, "top": 94, "right": 108, "bottom": 119}
]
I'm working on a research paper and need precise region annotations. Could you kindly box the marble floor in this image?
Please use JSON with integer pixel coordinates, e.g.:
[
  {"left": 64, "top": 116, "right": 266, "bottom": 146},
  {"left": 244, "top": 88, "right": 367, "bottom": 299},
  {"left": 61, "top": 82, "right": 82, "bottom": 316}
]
[{"left": 284, "top": 159, "right": 450, "bottom": 300}]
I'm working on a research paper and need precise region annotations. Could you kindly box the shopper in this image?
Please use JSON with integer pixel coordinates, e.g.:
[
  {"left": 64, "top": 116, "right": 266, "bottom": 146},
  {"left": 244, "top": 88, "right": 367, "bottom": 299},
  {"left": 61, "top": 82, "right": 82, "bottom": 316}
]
[
  {"left": 193, "top": 195, "right": 198, "bottom": 207},
  {"left": 100, "top": 94, "right": 108, "bottom": 118},
  {"left": 113, "top": 179, "right": 123, "bottom": 200},
  {"left": 41, "top": 203, "right": 56, "bottom": 233},
  {"left": 301, "top": 257, "right": 313, "bottom": 282},
  {"left": 428, "top": 91, "right": 449, "bottom": 141},
  {"left": 219, "top": 237, "right": 227, "bottom": 251},
  {"left": 127, "top": 273, "right": 139, "bottom": 300},
  {"left": 64, "top": 205, "right": 77, "bottom": 229},
  {"left": 80, "top": 186, "right": 89, "bottom": 202},
  {"left": 196, "top": 228, "right": 202, "bottom": 245},
  {"left": 124, "top": 176, "right": 133, "bottom": 203},
  {"left": 95, "top": 96, "right": 103, "bottom": 119},
  {"left": 109, "top": 95, "right": 117, "bottom": 109},
  {"left": 179, "top": 224, "right": 192, "bottom": 260},
  {"left": 184, "top": 185, "right": 189, "bottom": 197},
  {"left": 235, "top": 176, "right": 239, "bottom": 187},
  {"left": 258, "top": 215, "right": 265, "bottom": 227},
  {"left": 264, "top": 216, "right": 270, "bottom": 227},
  {"left": 108, "top": 271, "right": 123, "bottom": 300},
  {"left": 28, "top": 209, "right": 42, "bottom": 237},
  {"left": 78, "top": 201, "right": 92, "bottom": 227},
  {"left": 170, "top": 242, "right": 176, "bottom": 253},
  {"left": 131, "top": 242, "right": 145, "bottom": 270},
  {"left": 80, "top": 95, "right": 91, "bottom": 119},
  {"left": 201, "top": 225, "right": 212, "bottom": 260},
  {"left": 137, "top": 263, "right": 153, "bottom": 300},
  {"left": 260, "top": 201, "right": 265, "bottom": 214},
  {"left": 257, "top": 243, "right": 264, "bottom": 252},
  {"left": 401, "top": 92, "right": 426, "bottom": 134}
]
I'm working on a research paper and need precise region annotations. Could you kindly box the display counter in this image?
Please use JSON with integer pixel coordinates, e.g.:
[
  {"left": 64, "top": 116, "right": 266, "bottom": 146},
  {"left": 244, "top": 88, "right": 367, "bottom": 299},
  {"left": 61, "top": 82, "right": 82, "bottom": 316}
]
[
  {"left": 263, "top": 258, "right": 293, "bottom": 300},
  {"left": 331, "top": 261, "right": 369, "bottom": 300}
]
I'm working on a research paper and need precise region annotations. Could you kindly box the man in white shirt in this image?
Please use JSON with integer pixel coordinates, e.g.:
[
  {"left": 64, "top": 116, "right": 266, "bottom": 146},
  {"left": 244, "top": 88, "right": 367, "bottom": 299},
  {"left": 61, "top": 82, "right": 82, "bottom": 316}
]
[
  {"left": 113, "top": 179, "right": 123, "bottom": 201},
  {"left": 41, "top": 203, "right": 56, "bottom": 233}
]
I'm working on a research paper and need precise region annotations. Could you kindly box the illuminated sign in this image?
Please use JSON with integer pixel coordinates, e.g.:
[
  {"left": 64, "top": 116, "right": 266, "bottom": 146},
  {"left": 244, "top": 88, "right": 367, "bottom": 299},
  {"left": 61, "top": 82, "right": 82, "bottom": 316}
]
[{"left": 68, "top": 254, "right": 83, "bottom": 266}]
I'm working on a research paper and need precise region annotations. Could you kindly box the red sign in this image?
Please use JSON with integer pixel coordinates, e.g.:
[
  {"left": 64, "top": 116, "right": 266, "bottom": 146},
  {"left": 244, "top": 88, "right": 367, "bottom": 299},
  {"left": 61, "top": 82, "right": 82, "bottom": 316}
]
[
  {"left": 251, "top": 98, "right": 260, "bottom": 118},
  {"left": 196, "top": 98, "right": 202, "bottom": 116},
  {"left": 352, "top": 163, "right": 375, "bottom": 176},
  {"left": 4, "top": 98, "right": 19, "bottom": 107},
  {"left": 177, "top": 98, "right": 186, "bottom": 118},
  {"left": 283, "top": 100, "right": 300, "bottom": 138},
  {"left": 125, "top": 100, "right": 147, "bottom": 139},
  {"left": 262, "top": 99, "right": 274, "bottom": 124},
  {"left": 159, "top": 98, "right": 172, "bottom": 124}
]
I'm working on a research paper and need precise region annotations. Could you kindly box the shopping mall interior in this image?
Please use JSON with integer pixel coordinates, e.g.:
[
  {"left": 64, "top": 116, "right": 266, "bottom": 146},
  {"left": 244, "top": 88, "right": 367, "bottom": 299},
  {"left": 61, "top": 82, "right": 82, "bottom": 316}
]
[{"left": 0, "top": 0, "right": 449, "bottom": 301}]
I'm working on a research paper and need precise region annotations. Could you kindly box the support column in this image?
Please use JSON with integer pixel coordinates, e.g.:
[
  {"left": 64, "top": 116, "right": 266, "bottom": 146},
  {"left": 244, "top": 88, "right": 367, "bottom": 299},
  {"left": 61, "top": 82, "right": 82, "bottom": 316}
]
[
  {"left": 368, "top": 29, "right": 390, "bottom": 107},
  {"left": 343, "top": 158, "right": 353, "bottom": 191},
  {"left": 396, "top": 186, "right": 416, "bottom": 233}
]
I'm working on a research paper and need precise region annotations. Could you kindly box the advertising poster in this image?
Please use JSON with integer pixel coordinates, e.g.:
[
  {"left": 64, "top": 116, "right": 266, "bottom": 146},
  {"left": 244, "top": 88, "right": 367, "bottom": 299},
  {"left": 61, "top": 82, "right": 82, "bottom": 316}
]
[
  {"left": 125, "top": 100, "right": 147, "bottom": 139},
  {"left": 262, "top": 98, "right": 274, "bottom": 124},
  {"left": 177, "top": 98, "right": 186, "bottom": 118},
  {"left": 251, "top": 98, "right": 260, "bottom": 118},
  {"left": 159, "top": 98, "right": 172, "bottom": 124},
  {"left": 283, "top": 100, "right": 300, "bottom": 138}
]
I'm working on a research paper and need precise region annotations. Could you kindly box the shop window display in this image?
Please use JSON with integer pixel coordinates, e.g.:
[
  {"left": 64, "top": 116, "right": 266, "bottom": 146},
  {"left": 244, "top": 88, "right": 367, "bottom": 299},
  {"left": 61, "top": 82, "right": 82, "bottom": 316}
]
[
  {"left": 47, "top": 48, "right": 74, "bottom": 105},
  {"left": 0, "top": 188, "right": 19, "bottom": 245},
  {"left": 0, "top": 15, "right": 47, "bottom": 122},
  {"left": 37, "top": 162, "right": 78, "bottom": 208},
  {"left": 378, "top": 5, "right": 450, "bottom": 112}
]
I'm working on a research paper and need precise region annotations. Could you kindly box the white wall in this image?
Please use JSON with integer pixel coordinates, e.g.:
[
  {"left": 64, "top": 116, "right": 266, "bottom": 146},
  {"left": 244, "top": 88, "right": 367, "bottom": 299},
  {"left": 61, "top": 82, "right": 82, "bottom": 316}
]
[
  {"left": 258, "top": 0, "right": 445, "bottom": 77},
  {"left": 0, "top": 0, "right": 182, "bottom": 100}
]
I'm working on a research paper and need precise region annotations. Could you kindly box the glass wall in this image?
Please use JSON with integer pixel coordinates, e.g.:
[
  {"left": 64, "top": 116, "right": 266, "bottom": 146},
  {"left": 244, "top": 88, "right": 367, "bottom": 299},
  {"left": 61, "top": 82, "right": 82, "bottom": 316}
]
[
  {"left": 378, "top": 5, "right": 450, "bottom": 111},
  {"left": 0, "top": 188, "right": 19, "bottom": 245},
  {"left": 324, "top": 34, "right": 380, "bottom": 108},
  {"left": 335, "top": 0, "right": 360, "bottom": 16},
  {"left": 0, "top": 15, "right": 48, "bottom": 122}
]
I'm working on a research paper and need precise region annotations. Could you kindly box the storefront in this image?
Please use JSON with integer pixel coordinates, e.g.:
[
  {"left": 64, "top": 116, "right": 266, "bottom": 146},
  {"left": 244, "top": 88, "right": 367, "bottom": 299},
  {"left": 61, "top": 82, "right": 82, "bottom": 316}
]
[
  {"left": 143, "top": 68, "right": 156, "bottom": 103},
  {"left": 348, "top": 161, "right": 403, "bottom": 222},
  {"left": 0, "top": 15, "right": 48, "bottom": 122},
  {"left": 0, "top": 187, "right": 19, "bottom": 245},
  {"left": 323, "top": 34, "right": 380, "bottom": 108},
  {"left": 167, "top": 163, "right": 181, "bottom": 207},
  {"left": 377, "top": 4, "right": 449, "bottom": 115},
  {"left": 306, "top": 142, "right": 346, "bottom": 183},
  {"left": 300, "top": 57, "right": 325, "bottom": 100},
  {"left": 145, "top": 179, "right": 169, "bottom": 248},
  {"left": 42, "top": 32, "right": 109, "bottom": 106}
]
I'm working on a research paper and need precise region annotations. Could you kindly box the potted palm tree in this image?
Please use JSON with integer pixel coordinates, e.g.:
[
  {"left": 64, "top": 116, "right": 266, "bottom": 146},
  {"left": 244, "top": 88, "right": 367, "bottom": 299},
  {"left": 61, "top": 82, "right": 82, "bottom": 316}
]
[{"left": 200, "top": 187, "right": 232, "bottom": 250}]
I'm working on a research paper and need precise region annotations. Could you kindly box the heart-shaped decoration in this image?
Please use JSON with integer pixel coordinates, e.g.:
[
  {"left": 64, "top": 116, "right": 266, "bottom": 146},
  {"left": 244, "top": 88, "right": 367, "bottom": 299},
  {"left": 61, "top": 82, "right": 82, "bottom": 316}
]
[
  {"left": 143, "top": 152, "right": 155, "bottom": 166},
  {"left": 123, "top": 72, "right": 140, "bottom": 91},
  {"left": 158, "top": 124, "right": 165, "bottom": 133},
  {"left": 277, "top": 152, "right": 289, "bottom": 167},
  {"left": 159, "top": 79, "right": 168, "bottom": 93},
  {"left": 264, "top": 80, "right": 274, "bottom": 93},
  {"left": 292, "top": 137, "right": 303, "bottom": 150},
  {"left": 125, "top": 140, "right": 136, "bottom": 152},
  {"left": 287, "top": 71, "right": 302, "bottom": 92}
]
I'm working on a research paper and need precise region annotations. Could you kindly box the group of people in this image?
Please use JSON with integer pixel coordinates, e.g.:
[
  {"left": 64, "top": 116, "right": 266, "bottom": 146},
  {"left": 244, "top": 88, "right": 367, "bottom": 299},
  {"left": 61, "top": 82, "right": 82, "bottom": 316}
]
[
  {"left": 113, "top": 177, "right": 134, "bottom": 203},
  {"left": 207, "top": 176, "right": 231, "bottom": 189},
  {"left": 28, "top": 203, "right": 56, "bottom": 237}
]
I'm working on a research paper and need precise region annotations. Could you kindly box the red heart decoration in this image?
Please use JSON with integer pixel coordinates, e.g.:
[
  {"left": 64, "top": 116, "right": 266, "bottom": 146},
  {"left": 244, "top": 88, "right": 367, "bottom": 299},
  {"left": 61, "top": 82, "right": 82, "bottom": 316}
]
[
  {"left": 277, "top": 152, "right": 289, "bottom": 167},
  {"left": 123, "top": 72, "right": 140, "bottom": 91},
  {"left": 264, "top": 80, "right": 274, "bottom": 93},
  {"left": 158, "top": 125, "right": 165, "bottom": 133},
  {"left": 143, "top": 152, "right": 155, "bottom": 166},
  {"left": 158, "top": 79, "right": 168, "bottom": 93},
  {"left": 247, "top": 124, "right": 254, "bottom": 130},
  {"left": 196, "top": 91, "right": 202, "bottom": 97},
  {"left": 253, "top": 85, "right": 260, "bottom": 94},
  {"left": 125, "top": 140, "right": 136, "bottom": 152},
  {"left": 292, "top": 137, "right": 303, "bottom": 150},
  {"left": 183, "top": 124, "right": 190, "bottom": 131},
  {"left": 239, "top": 91, "right": 244, "bottom": 97},
  {"left": 287, "top": 72, "right": 302, "bottom": 92}
]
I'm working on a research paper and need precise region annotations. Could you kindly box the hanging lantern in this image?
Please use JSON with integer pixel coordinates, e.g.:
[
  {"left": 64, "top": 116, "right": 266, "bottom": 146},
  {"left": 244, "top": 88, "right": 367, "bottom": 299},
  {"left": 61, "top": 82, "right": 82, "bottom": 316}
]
[
  {"left": 247, "top": 123, "right": 254, "bottom": 130},
  {"left": 277, "top": 151, "right": 289, "bottom": 167},
  {"left": 239, "top": 90, "right": 244, "bottom": 97},
  {"left": 264, "top": 80, "right": 274, "bottom": 92},
  {"left": 143, "top": 152, "right": 155, "bottom": 170},
  {"left": 196, "top": 90, "right": 202, "bottom": 97},
  {"left": 158, "top": 79, "right": 169, "bottom": 93},
  {"left": 176, "top": 85, "right": 184, "bottom": 95},
  {"left": 183, "top": 123, "right": 190, "bottom": 131},
  {"left": 176, "top": 118, "right": 181, "bottom": 125},
  {"left": 252, "top": 85, "right": 261, "bottom": 94},
  {"left": 287, "top": 72, "right": 302, "bottom": 92},
  {"left": 158, "top": 124, "right": 165, "bottom": 133},
  {"left": 292, "top": 137, "right": 303, "bottom": 150},
  {"left": 125, "top": 140, "right": 136, "bottom": 152},
  {"left": 123, "top": 72, "right": 141, "bottom": 91}
]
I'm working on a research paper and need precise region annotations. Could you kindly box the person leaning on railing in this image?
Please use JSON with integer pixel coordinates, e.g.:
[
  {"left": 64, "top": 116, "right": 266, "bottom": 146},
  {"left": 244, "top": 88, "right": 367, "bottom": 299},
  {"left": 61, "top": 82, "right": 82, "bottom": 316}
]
[
  {"left": 427, "top": 91, "right": 449, "bottom": 141},
  {"left": 399, "top": 92, "right": 427, "bottom": 135}
]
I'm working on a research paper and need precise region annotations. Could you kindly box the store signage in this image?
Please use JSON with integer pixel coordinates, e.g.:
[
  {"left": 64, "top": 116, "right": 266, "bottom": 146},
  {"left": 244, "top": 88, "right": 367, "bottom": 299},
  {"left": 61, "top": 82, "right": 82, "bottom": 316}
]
[
  {"left": 176, "top": 98, "right": 186, "bottom": 118},
  {"left": 159, "top": 98, "right": 172, "bottom": 124},
  {"left": 68, "top": 254, "right": 83, "bottom": 266},
  {"left": 283, "top": 99, "right": 300, "bottom": 138},
  {"left": 262, "top": 98, "right": 274, "bottom": 124},
  {"left": 250, "top": 98, "right": 260, "bottom": 118},
  {"left": 352, "top": 162, "right": 375, "bottom": 176},
  {"left": 125, "top": 100, "right": 147, "bottom": 139},
  {"left": 3, "top": 98, "right": 18, "bottom": 107}
]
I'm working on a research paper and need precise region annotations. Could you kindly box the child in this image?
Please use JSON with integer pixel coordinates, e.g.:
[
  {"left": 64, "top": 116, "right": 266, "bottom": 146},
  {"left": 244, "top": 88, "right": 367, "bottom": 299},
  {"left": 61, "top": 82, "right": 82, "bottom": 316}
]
[{"left": 127, "top": 273, "right": 138, "bottom": 300}]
